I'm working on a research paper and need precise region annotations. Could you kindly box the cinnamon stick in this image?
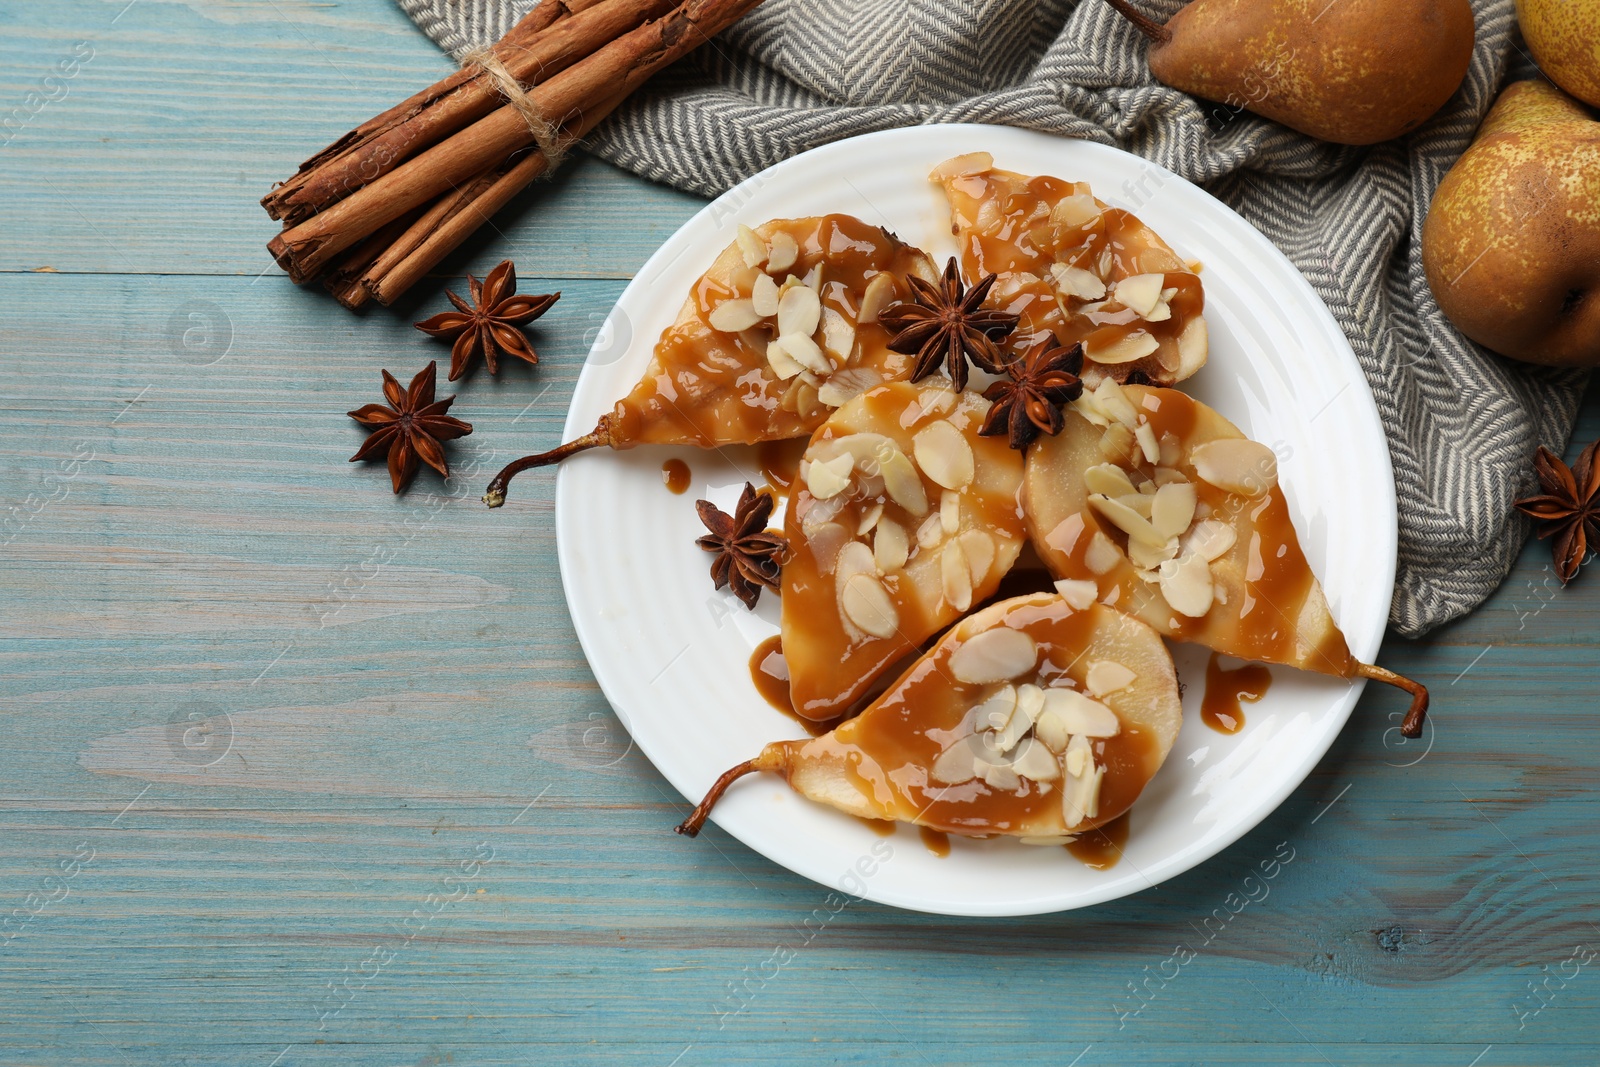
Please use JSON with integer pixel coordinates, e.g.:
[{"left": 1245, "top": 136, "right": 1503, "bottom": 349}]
[
  {"left": 270, "top": 0, "right": 761, "bottom": 283},
  {"left": 263, "top": 0, "right": 672, "bottom": 226},
  {"left": 362, "top": 94, "right": 628, "bottom": 306}
]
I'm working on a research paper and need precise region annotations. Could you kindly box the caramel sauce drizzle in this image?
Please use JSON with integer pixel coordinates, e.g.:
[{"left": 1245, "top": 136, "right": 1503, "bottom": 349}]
[
  {"left": 660, "top": 458, "right": 691, "bottom": 495},
  {"left": 1200, "top": 652, "right": 1273, "bottom": 734}
]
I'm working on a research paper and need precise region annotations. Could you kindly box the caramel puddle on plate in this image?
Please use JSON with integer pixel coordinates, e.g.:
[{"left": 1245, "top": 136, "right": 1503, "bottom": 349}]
[
  {"left": 747, "top": 636, "right": 834, "bottom": 738},
  {"left": 856, "top": 817, "right": 896, "bottom": 836},
  {"left": 1200, "top": 653, "right": 1273, "bottom": 735},
  {"left": 756, "top": 438, "right": 807, "bottom": 497},
  {"left": 919, "top": 827, "right": 951, "bottom": 857},
  {"left": 660, "top": 458, "right": 691, "bottom": 495},
  {"left": 1066, "top": 811, "right": 1131, "bottom": 870}
]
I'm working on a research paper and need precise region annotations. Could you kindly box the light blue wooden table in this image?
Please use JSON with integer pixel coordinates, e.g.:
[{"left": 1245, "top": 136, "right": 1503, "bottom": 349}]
[{"left": 3, "top": 2, "right": 1598, "bottom": 1063}]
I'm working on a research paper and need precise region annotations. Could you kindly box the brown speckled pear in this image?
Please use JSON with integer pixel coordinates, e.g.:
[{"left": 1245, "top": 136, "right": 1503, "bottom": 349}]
[
  {"left": 1102, "top": 0, "right": 1475, "bottom": 145},
  {"left": 1421, "top": 80, "right": 1600, "bottom": 368},
  {"left": 1517, "top": 0, "right": 1600, "bottom": 107}
]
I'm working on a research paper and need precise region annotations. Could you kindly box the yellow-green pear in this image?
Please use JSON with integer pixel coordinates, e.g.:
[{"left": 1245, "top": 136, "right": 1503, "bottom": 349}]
[
  {"left": 1422, "top": 80, "right": 1600, "bottom": 367},
  {"left": 1102, "top": 0, "right": 1475, "bottom": 145},
  {"left": 1517, "top": 0, "right": 1600, "bottom": 107}
]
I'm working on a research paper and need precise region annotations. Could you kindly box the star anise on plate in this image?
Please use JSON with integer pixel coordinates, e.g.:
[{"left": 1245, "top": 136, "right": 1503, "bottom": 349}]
[
  {"left": 879, "top": 256, "right": 1019, "bottom": 392},
  {"left": 979, "top": 341, "right": 1086, "bottom": 450},
  {"left": 348, "top": 360, "right": 473, "bottom": 493},
  {"left": 695, "top": 482, "right": 788, "bottom": 609},
  {"left": 1514, "top": 439, "right": 1600, "bottom": 583},
  {"left": 414, "top": 259, "right": 559, "bottom": 381}
]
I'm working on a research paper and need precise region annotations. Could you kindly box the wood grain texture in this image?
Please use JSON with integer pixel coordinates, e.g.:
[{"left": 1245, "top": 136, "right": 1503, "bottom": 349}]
[{"left": 2, "top": 1, "right": 1599, "bottom": 1064}]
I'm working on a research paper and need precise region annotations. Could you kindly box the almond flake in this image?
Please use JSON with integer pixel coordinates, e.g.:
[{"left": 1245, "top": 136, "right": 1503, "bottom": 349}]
[
  {"left": 857, "top": 501, "right": 884, "bottom": 537},
  {"left": 736, "top": 225, "right": 767, "bottom": 268},
  {"left": 781, "top": 332, "right": 831, "bottom": 375},
  {"left": 765, "top": 231, "right": 799, "bottom": 274},
  {"left": 939, "top": 488, "right": 961, "bottom": 535},
  {"left": 1150, "top": 481, "right": 1198, "bottom": 539},
  {"left": 841, "top": 572, "right": 898, "bottom": 638},
  {"left": 1085, "top": 660, "right": 1137, "bottom": 697},
  {"left": 1182, "top": 518, "right": 1237, "bottom": 561},
  {"left": 1053, "top": 578, "right": 1098, "bottom": 610},
  {"left": 948, "top": 628, "right": 1038, "bottom": 685},
  {"left": 1084, "top": 531, "right": 1122, "bottom": 574},
  {"left": 915, "top": 511, "right": 944, "bottom": 549},
  {"left": 1062, "top": 764, "right": 1104, "bottom": 828},
  {"left": 977, "top": 685, "right": 1018, "bottom": 732},
  {"left": 858, "top": 272, "right": 896, "bottom": 325},
  {"left": 817, "top": 367, "right": 883, "bottom": 408},
  {"left": 804, "top": 452, "right": 855, "bottom": 500},
  {"left": 958, "top": 529, "right": 995, "bottom": 584},
  {"left": 913, "top": 420, "right": 975, "bottom": 491},
  {"left": 765, "top": 337, "right": 804, "bottom": 380},
  {"left": 1092, "top": 379, "right": 1139, "bottom": 428},
  {"left": 777, "top": 283, "right": 821, "bottom": 340},
  {"left": 1063, "top": 735, "right": 1093, "bottom": 779},
  {"left": 873, "top": 517, "right": 908, "bottom": 571},
  {"left": 833, "top": 540, "right": 876, "bottom": 584},
  {"left": 1115, "top": 274, "right": 1166, "bottom": 317},
  {"left": 982, "top": 761, "right": 1021, "bottom": 792},
  {"left": 1135, "top": 422, "right": 1161, "bottom": 464},
  {"left": 822, "top": 308, "right": 856, "bottom": 363},
  {"left": 1084, "top": 463, "right": 1136, "bottom": 498},
  {"left": 877, "top": 443, "right": 928, "bottom": 516},
  {"left": 1089, "top": 493, "right": 1168, "bottom": 547},
  {"left": 930, "top": 740, "right": 978, "bottom": 785},
  {"left": 1157, "top": 551, "right": 1214, "bottom": 617},
  {"left": 1087, "top": 330, "right": 1160, "bottom": 366},
  {"left": 1011, "top": 737, "right": 1060, "bottom": 782},
  {"left": 1041, "top": 689, "right": 1120, "bottom": 738},
  {"left": 1176, "top": 315, "right": 1208, "bottom": 377},
  {"left": 1051, "top": 194, "right": 1102, "bottom": 229},
  {"left": 1050, "top": 262, "right": 1107, "bottom": 301},
  {"left": 941, "top": 539, "right": 973, "bottom": 611},
  {"left": 708, "top": 298, "right": 760, "bottom": 333},
  {"left": 1159, "top": 433, "right": 1182, "bottom": 468},
  {"left": 750, "top": 272, "right": 780, "bottom": 317},
  {"left": 1191, "top": 438, "right": 1278, "bottom": 496},
  {"left": 929, "top": 152, "right": 994, "bottom": 181}
]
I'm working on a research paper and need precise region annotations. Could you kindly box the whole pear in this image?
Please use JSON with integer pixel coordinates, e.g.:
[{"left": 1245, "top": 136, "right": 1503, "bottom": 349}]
[
  {"left": 1517, "top": 0, "right": 1600, "bottom": 107},
  {"left": 1422, "top": 80, "right": 1600, "bottom": 367},
  {"left": 1103, "top": 0, "right": 1475, "bottom": 145}
]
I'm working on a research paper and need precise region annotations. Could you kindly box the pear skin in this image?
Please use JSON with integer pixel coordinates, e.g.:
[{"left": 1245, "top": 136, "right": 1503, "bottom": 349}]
[
  {"left": 1422, "top": 80, "right": 1600, "bottom": 367},
  {"left": 1517, "top": 0, "right": 1600, "bottom": 107},
  {"left": 1105, "top": 0, "right": 1474, "bottom": 145}
]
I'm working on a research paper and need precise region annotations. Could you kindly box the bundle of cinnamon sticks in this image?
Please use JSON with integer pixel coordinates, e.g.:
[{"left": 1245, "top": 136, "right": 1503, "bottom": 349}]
[{"left": 263, "top": 0, "right": 761, "bottom": 309}]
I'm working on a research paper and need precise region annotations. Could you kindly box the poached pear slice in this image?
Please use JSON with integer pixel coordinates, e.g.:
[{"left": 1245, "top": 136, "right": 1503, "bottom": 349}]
[
  {"left": 485, "top": 214, "right": 940, "bottom": 505},
  {"left": 929, "top": 154, "right": 1208, "bottom": 388},
  {"left": 1024, "top": 380, "right": 1428, "bottom": 736},
  {"left": 678, "top": 593, "right": 1183, "bottom": 841},
  {"left": 782, "top": 381, "right": 1026, "bottom": 721}
]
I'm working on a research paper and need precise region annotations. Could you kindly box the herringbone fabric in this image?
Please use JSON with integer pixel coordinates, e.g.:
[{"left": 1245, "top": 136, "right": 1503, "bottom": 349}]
[{"left": 396, "top": 0, "right": 1589, "bottom": 635}]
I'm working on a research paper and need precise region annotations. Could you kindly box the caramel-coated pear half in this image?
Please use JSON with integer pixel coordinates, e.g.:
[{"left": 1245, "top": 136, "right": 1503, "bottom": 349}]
[
  {"left": 679, "top": 593, "right": 1183, "bottom": 841},
  {"left": 1024, "top": 381, "right": 1427, "bottom": 734},
  {"left": 485, "top": 215, "right": 938, "bottom": 505},
  {"left": 930, "top": 154, "right": 1208, "bottom": 388},
  {"left": 782, "top": 381, "right": 1026, "bottom": 721}
]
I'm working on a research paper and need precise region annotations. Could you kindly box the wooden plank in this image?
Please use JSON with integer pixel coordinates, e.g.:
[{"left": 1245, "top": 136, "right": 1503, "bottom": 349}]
[{"left": 2, "top": 0, "right": 1599, "bottom": 1062}]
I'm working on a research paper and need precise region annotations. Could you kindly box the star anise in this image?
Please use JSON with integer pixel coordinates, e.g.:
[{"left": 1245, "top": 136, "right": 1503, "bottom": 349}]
[
  {"left": 879, "top": 256, "right": 1019, "bottom": 392},
  {"left": 348, "top": 361, "right": 473, "bottom": 493},
  {"left": 1514, "top": 439, "right": 1600, "bottom": 583},
  {"left": 414, "top": 259, "right": 559, "bottom": 381},
  {"left": 695, "top": 483, "right": 788, "bottom": 609},
  {"left": 979, "top": 341, "right": 1086, "bottom": 450}
]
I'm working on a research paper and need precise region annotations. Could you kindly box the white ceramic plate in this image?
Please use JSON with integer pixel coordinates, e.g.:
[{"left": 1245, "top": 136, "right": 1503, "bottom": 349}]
[{"left": 555, "top": 124, "right": 1395, "bottom": 916}]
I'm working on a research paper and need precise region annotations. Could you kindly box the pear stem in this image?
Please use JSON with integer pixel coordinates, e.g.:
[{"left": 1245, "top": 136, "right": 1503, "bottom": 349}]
[
  {"left": 482, "top": 418, "right": 611, "bottom": 508},
  {"left": 675, "top": 759, "right": 759, "bottom": 837},
  {"left": 1356, "top": 662, "right": 1429, "bottom": 739},
  {"left": 1100, "top": 0, "right": 1173, "bottom": 44}
]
